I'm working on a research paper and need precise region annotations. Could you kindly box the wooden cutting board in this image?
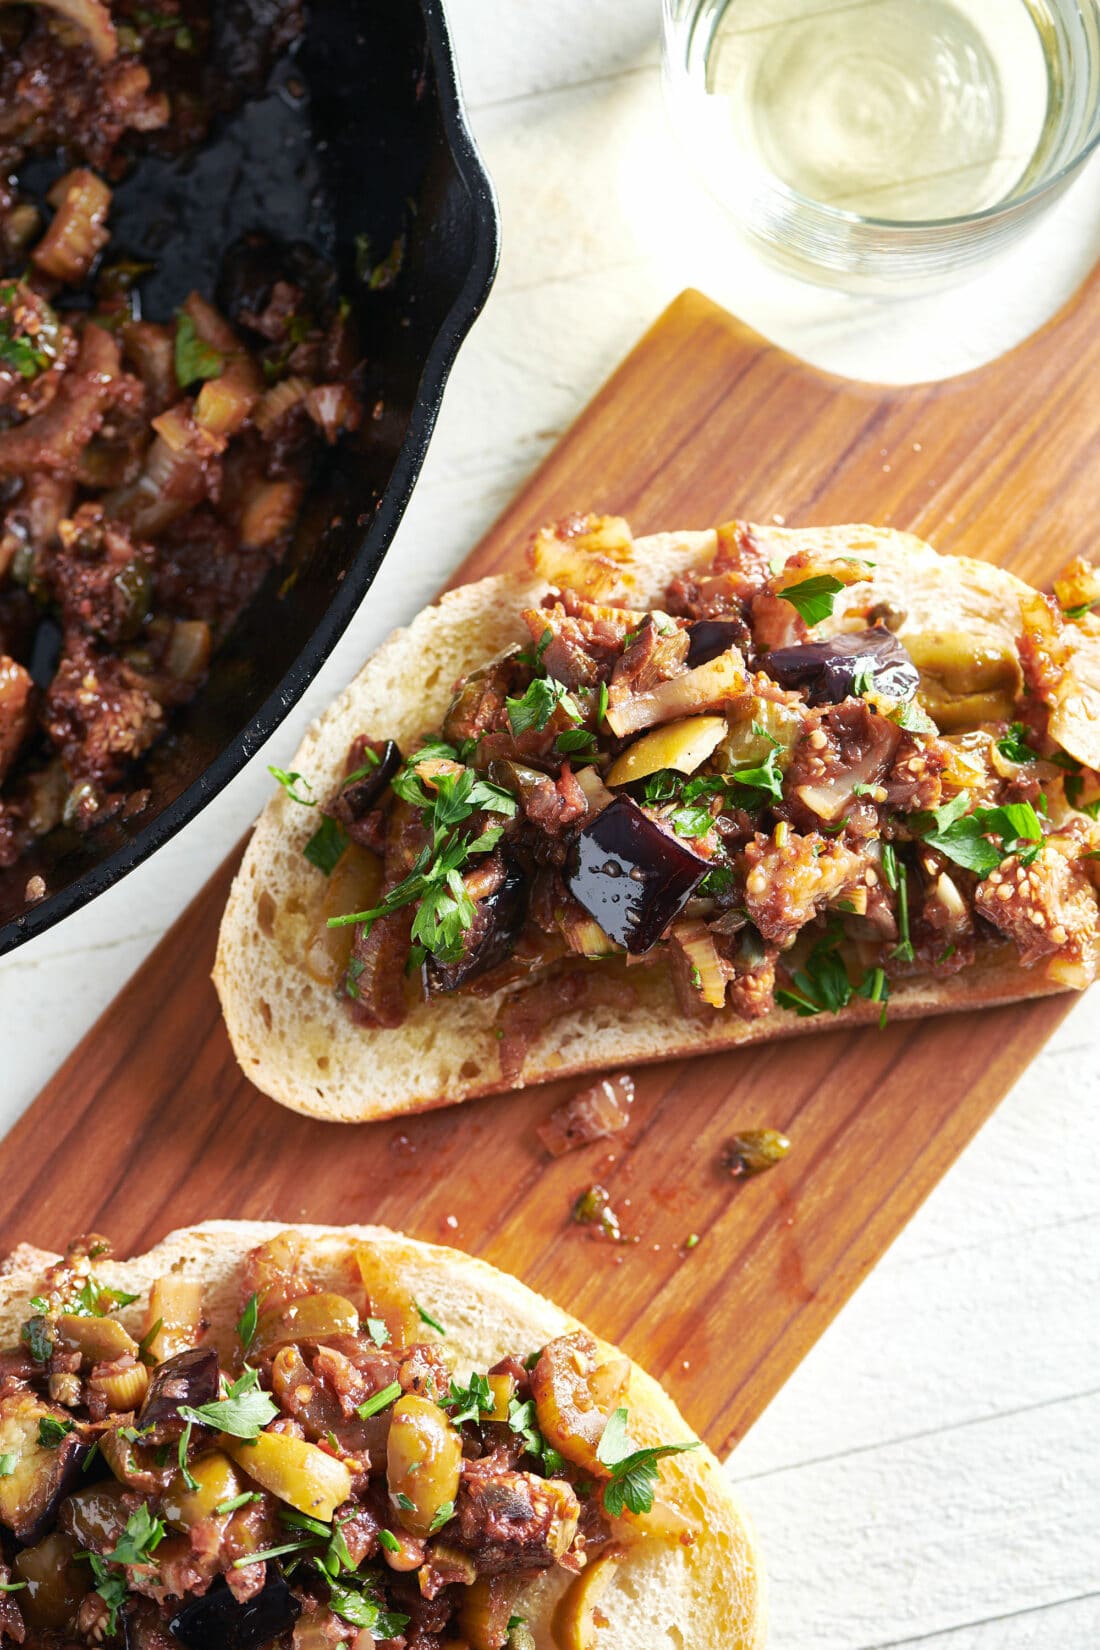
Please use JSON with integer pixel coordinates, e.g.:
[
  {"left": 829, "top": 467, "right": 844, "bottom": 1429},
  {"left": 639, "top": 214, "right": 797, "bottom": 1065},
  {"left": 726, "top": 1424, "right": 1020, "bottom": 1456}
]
[{"left": 4, "top": 281, "right": 1097, "bottom": 1461}]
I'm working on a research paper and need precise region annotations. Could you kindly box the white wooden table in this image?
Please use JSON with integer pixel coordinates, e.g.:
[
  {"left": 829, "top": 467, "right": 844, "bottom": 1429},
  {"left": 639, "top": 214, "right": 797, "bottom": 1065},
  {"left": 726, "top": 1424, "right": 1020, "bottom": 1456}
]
[{"left": 3, "top": 4, "right": 1100, "bottom": 1645}]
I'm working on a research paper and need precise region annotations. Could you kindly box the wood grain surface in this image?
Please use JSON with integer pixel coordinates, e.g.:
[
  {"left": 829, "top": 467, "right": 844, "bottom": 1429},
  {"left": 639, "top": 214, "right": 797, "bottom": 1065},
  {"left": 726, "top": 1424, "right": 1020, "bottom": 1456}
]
[{"left": 4, "top": 282, "right": 1097, "bottom": 1460}]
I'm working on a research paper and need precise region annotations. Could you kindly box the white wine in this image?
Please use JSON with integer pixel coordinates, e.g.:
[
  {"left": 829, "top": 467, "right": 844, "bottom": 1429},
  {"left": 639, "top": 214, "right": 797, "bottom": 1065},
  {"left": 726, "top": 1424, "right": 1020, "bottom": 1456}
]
[{"left": 681, "top": 0, "right": 1065, "bottom": 222}]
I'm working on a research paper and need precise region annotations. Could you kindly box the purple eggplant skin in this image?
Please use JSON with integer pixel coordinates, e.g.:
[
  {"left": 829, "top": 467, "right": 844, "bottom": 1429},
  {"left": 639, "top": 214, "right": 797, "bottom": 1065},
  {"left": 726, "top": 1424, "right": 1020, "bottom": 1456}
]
[
  {"left": 686, "top": 617, "right": 748, "bottom": 668},
  {"left": 564, "top": 796, "right": 708, "bottom": 953},
  {"left": 426, "top": 860, "right": 529, "bottom": 994},
  {"left": 138, "top": 1346, "right": 219, "bottom": 1434},
  {"left": 339, "top": 739, "right": 402, "bottom": 819},
  {"left": 13, "top": 1432, "right": 91, "bottom": 1547},
  {"left": 168, "top": 1567, "right": 302, "bottom": 1650},
  {"left": 763, "top": 628, "right": 919, "bottom": 705}
]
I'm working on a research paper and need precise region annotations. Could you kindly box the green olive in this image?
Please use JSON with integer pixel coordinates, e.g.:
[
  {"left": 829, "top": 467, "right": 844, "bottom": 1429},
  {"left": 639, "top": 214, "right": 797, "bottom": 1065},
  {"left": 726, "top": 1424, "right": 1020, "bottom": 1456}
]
[
  {"left": 456, "top": 1574, "right": 526, "bottom": 1650},
  {"left": 59, "top": 1480, "right": 128, "bottom": 1551},
  {"left": 163, "top": 1451, "right": 246, "bottom": 1530},
  {"left": 13, "top": 1531, "right": 84, "bottom": 1630},
  {"left": 904, "top": 631, "right": 1020, "bottom": 696},
  {"left": 530, "top": 1332, "right": 629, "bottom": 1475},
  {"left": 386, "top": 1394, "right": 462, "bottom": 1538},
  {"left": 224, "top": 1431, "right": 351, "bottom": 1520},
  {"left": 605, "top": 716, "right": 727, "bottom": 789},
  {"left": 55, "top": 1313, "right": 138, "bottom": 1365},
  {"left": 252, "top": 1292, "right": 360, "bottom": 1357}
]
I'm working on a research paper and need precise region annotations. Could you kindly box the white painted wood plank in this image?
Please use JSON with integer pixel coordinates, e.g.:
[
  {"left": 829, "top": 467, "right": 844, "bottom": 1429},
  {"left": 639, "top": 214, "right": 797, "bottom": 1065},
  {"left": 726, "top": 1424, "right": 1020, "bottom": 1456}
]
[
  {"left": 730, "top": 1392, "right": 1100, "bottom": 1650},
  {"left": 867, "top": 1590, "right": 1100, "bottom": 1649}
]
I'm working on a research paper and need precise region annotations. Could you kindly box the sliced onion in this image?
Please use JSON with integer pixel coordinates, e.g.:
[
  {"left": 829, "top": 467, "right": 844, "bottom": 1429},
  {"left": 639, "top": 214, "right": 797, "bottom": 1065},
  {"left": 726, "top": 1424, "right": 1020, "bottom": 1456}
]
[{"left": 536, "top": 1073, "right": 634, "bottom": 1158}]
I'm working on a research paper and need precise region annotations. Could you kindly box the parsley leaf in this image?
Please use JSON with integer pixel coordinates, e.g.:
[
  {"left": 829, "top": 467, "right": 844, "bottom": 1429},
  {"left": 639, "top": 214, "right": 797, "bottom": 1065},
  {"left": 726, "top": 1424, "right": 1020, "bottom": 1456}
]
[
  {"left": 304, "top": 815, "right": 349, "bottom": 875},
  {"left": 269, "top": 766, "right": 315, "bottom": 806},
  {"left": 890, "top": 698, "right": 938, "bottom": 736},
  {"left": 21, "top": 1315, "right": 52, "bottom": 1364},
  {"left": 178, "top": 1368, "right": 278, "bottom": 1439},
  {"left": 669, "top": 803, "right": 714, "bottom": 839},
  {"left": 997, "top": 722, "right": 1038, "bottom": 765},
  {"left": 327, "top": 1576, "right": 409, "bottom": 1637},
  {"left": 444, "top": 1373, "right": 494, "bottom": 1426},
  {"left": 366, "top": 1317, "right": 389, "bottom": 1349},
  {"left": 507, "top": 1398, "right": 565, "bottom": 1477},
  {"left": 236, "top": 1293, "right": 260, "bottom": 1353},
  {"left": 729, "top": 745, "right": 784, "bottom": 803},
  {"left": 38, "top": 1416, "right": 74, "bottom": 1447},
  {"left": 0, "top": 1454, "right": 15, "bottom": 1477},
  {"left": 596, "top": 1408, "right": 699, "bottom": 1517},
  {"left": 778, "top": 575, "right": 845, "bottom": 627},
  {"left": 174, "top": 312, "right": 225, "bottom": 385},
  {"left": 774, "top": 925, "right": 854, "bottom": 1017},
  {"left": 913, "top": 792, "right": 1044, "bottom": 878},
  {"left": 505, "top": 676, "right": 583, "bottom": 736},
  {"left": 83, "top": 1554, "right": 128, "bottom": 1635},
  {"left": 429, "top": 1499, "right": 455, "bottom": 1533},
  {"left": 109, "top": 1503, "right": 166, "bottom": 1566},
  {"left": 555, "top": 727, "right": 597, "bottom": 757}
]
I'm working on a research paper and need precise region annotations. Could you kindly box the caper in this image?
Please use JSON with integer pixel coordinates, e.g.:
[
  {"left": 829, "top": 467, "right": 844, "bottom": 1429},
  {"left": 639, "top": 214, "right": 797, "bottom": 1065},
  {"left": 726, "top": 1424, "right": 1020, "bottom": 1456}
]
[{"left": 722, "top": 1129, "right": 791, "bottom": 1178}]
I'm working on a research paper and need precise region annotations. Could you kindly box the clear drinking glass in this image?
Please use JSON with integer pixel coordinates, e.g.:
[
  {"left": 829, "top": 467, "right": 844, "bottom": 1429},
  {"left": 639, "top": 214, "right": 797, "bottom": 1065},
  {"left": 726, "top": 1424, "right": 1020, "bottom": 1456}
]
[{"left": 661, "top": 0, "right": 1100, "bottom": 292}]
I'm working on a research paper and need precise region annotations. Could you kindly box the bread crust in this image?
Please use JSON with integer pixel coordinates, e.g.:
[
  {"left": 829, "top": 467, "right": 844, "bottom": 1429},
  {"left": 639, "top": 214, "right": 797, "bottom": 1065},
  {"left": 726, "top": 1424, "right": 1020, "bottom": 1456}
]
[
  {"left": 0, "top": 1220, "right": 767, "bottom": 1650},
  {"left": 214, "top": 523, "right": 1071, "bottom": 1122}
]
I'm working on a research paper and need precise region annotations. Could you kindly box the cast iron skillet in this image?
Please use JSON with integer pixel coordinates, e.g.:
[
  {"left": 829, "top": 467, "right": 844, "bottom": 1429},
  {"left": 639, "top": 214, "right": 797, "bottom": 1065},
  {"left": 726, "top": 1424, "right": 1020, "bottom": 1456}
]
[{"left": 0, "top": 0, "right": 499, "bottom": 956}]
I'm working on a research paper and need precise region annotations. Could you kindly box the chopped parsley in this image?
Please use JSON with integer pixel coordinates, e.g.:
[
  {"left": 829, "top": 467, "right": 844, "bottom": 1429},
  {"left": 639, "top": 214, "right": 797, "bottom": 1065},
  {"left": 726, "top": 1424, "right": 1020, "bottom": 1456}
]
[
  {"left": 365, "top": 1317, "right": 389, "bottom": 1348},
  {"left": 0, "top": 1454, "right": 15, "bottom": 1477},
  {"left": 37, "top": 1416, "right": 74, "bottom": 1447},
  {"left": 444, "top": 1373, "right": 494, "bottom": 1425},
  {"left": 890, "top": 698, "right": 938, "bottom": 736},
  {"left": 669, "top": 803, "right": 714, "bottom": 839},
  {"left": 236, "top": 1293, "right": 260, "bottom": 1353},
  {"left": 21, "top": 1315, "right": 52, "bottom": 1364},
  {"left": 428, "top": 1499, "right": 455, "bottom": 1533},
  {"left": 83, "top": 1554, "right": 128, "bottom": 1635},
  {"left": 415, "top": 1301, "right": 446, "bottom": 1336},
  {"left": 596, "top": 1408, "right": 699, "bottom": 1518},
  {"left": 773, "top": 925, "right": 854, "bottom": 1017},
  {"left": 269, "top": 766, "right": 315, "bottom": 806},
  {"left": 729, "top": 745, "right": 785, "bottom": 803},
  {"left": 178, "top": 1367, "right": 278, "bottom": 1439},
  {"left": 996, "top": 723, "right": 1038, "bottom": 765},
  {"left": 304, "top": 815, "right": 349, "bottom": 876},
  {"left": 356, "top": 1381, "right": 401, "bottom": 1420},
  {"left": 505, "top": 676, "right": 583, "bottom": 736},
  {"left": 0, "top": 323, "right": 52, "bottom": 380},
  {"left": 108, "top": 1503, "right": 166, "bottom": 1566},
  {"left": 778, "top": 574, "right": 845, "bottom": 627},
  {"left": 555, "top": 727, "right": 597, "bottom": 758},
  {"left": 174, "top": 312, "right": 225, "bottom": 386},
  {"left": 507, "top": 1398, "right": 565, "bottom": 1477},
  {"left": 326, "top": 1575, "right": 409, "bottom": 1638},
  {"left": 328, "top": 763, "right": 515, "bottom": 963},
  {"left": 912, "top": 792, "right": 1044, "bottom": 877},
  {"left": 378, "top": 1528, "right": 401, "bottom": 1554}
]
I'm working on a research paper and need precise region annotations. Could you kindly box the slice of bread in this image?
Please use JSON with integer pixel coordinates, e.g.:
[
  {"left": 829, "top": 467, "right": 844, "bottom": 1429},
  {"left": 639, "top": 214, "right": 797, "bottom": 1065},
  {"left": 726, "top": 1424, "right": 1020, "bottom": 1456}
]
[
  {"left": 214, "top": 523, "right": 1068, "bottom": 1122},
  {"left": 0, "top": 1220, "right": 767, "bottom": 1650}
]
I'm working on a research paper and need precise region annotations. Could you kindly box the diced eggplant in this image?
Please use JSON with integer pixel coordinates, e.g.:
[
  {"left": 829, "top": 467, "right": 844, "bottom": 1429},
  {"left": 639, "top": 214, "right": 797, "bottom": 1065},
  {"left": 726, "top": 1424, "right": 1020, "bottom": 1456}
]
[
  {"left": 0, "top": 1391, "right": 90, "bottom": 1545},
  {"left": 686, "top": 617, "right": 747, "bottom": 668},
  {"left": 426, "top": 860, "right": 529, "bottom": 994},
  {"left": 138, "top": 1345, "right": 219, "bottom": 1434},
  {"left": 564, "top": 797, "right": 708, "bottom": 953},
  {"left": 339, "top": 740, "right": 402, "bottom": 819},
  {"left": 763, "top": 628, "right": 919, "bottom": 705},
  {"left": 168, "top": 1567, "right": 301, "bottom": 1650}
]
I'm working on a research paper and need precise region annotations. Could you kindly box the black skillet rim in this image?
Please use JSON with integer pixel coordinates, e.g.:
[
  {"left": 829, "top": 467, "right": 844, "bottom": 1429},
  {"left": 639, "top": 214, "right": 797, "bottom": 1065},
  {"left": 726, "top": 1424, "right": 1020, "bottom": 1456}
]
[{"left": 0, "top": 0, "right": 501, "bottom": 958}]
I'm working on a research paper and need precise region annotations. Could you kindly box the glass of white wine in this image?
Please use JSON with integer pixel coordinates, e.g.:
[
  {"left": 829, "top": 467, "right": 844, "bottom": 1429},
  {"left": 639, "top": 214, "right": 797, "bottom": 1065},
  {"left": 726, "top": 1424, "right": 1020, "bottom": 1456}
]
[{"left": 662, "top": 0, "right": 1100, "bottom": 291}]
